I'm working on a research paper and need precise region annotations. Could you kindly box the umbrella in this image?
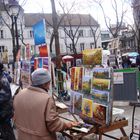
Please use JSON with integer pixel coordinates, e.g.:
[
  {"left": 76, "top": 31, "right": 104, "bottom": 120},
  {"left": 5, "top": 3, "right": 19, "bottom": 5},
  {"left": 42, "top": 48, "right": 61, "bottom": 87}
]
[
  {"left": 128, "top": 52, "right": 139, "bottom": 57},
  {"left": 62, "top": 55, "right": 74, "bottom": 62}
]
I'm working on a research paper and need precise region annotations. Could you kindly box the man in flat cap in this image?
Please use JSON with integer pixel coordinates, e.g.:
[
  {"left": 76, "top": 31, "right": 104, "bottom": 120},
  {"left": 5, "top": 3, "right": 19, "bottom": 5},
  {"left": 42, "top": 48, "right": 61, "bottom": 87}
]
[{"left": 14, "top": 68, "right": 78, "bottom": 140}]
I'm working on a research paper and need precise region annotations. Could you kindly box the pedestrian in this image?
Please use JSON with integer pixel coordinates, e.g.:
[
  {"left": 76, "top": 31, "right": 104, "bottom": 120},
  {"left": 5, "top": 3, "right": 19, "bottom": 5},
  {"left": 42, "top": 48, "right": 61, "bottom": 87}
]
[
  {"left": 0, "top": 62, "right": 16, "bottom": 140},
  {"left": 13, "top": 68, "right": 79, "bottom": 140}
]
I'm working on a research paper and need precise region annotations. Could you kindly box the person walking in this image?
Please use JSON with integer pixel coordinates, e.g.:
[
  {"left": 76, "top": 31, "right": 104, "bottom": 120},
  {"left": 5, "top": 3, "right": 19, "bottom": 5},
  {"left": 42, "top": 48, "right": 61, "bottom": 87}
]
[
  {"left": 0, "top": 62, "right": 16, "bottom": 140},
  {"left": 13, "top": 68, "right": 78, "bottom": 140}
]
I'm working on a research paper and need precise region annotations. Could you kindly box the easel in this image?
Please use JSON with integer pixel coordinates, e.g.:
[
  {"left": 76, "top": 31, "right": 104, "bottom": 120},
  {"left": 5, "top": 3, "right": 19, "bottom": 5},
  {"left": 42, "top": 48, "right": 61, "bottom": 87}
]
[{"left": 62, "top": 119, "right": 128, "bottom": 140}]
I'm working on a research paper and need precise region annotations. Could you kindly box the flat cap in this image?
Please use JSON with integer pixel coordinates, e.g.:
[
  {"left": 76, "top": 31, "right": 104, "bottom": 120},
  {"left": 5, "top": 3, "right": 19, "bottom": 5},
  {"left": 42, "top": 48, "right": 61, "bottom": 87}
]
[{"left": 31, "top": 68, "right": 51, "bottom": 86}]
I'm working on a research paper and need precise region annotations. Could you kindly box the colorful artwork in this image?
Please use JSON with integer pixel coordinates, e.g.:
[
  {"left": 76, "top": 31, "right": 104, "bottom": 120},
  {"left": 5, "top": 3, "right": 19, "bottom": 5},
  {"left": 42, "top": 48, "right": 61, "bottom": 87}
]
[
  {"left": 21, "top": 71, "right": 31, "bottom": 87},
  {"left": 34, "top": 58, "right": 39, "bottom": 70},
  {"left": 91, "top": 89, "right": 109, "bottom": 102},
  {"left": 38, "top": 58, "right": 43, "bottom": 68},
  {"left": 22, "top": 60, "right": 30, "bottom": 72},
  {"left": 39, "top": 45, "right": 48, "bottom": 57},
  {"left": 82, "top": 98, "right": 93, "bottom": 118},
  {"left": 93, "top": 103, "right": 107, "bottom": 124},
  {"left": 92, "top": 78, "right": 110, "bottom": 91},
  {"left": 33, "top": 19, "right": 46, "bottom": 45},
  {"left": 73, "top": 91, "right": 83, "bottom": 114},
  {"left": 70, "top": 67, "right": 83, "bottom": 90},
  {"left": 93, "top": 68, "right": 110, "bottom": 79},
  {"left": 82, "top": 48, "right": 102, "bottom": 66},
  {"left": 82, "top": 76, "right": 91, "bottom": 94}
]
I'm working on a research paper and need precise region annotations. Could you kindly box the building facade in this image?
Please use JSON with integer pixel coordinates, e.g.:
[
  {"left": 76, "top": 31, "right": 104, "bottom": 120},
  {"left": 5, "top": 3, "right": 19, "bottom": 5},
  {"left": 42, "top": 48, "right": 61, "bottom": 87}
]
[{"left": 0, "top": 0, "right": 101, "bottom": 63}]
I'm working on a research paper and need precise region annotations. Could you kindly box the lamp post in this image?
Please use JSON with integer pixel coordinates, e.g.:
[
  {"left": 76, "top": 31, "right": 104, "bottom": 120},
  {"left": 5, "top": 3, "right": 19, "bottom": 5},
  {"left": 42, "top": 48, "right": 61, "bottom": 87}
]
[{"left": 9, "top": 1, "right": 20, "bottom": 76}]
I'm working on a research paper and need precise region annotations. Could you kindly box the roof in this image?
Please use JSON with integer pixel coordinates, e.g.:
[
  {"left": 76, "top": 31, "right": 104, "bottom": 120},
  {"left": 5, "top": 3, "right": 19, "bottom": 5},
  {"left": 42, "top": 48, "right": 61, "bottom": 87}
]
[{"left": 24, "top": 13, "right": 99, "bottom": 27}]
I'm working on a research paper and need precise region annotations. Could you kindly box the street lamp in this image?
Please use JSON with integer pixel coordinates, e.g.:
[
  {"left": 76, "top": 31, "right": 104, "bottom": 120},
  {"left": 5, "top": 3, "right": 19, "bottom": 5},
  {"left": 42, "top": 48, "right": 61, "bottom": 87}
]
[{"left": 9, "top": 0, "right": 20, "bottom": 76}]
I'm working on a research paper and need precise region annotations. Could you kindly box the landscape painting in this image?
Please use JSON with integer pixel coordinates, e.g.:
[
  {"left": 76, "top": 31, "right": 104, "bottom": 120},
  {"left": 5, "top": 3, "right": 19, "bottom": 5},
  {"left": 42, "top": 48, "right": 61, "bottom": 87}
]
[
  {"left": 93, "top": 68, "right": 110, "bottom": 79},
  {"left": 92, "top": 78, "right": 110, "bottom": 91},
  {"left": 91, "top": 89, "right": 109, "bottom": 102}
]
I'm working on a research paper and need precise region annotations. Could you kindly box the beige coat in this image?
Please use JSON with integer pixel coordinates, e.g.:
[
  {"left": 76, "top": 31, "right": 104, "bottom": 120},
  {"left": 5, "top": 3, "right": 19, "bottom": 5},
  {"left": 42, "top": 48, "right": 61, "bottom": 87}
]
[{"left": 14, "top": 86, "right": 67, "bottom": 140}]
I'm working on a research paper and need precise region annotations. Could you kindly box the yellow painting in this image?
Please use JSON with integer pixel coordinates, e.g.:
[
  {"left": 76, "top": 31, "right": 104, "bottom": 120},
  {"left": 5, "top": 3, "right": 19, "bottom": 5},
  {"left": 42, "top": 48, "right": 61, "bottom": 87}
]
[
  {"left": 82, "top": 48, "right": 102, "bottom": 66},
  {"left": 82, "top": 98, "right": 93, "bottom": 118},
  {"left": 92, "top": 78, "right": 110, "bottom": 91}
]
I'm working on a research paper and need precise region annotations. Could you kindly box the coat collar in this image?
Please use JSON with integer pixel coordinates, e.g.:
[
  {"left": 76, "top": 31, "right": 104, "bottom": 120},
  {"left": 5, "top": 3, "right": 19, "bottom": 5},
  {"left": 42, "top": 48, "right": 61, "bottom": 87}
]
[{"left": 28, "top": 86, "right": 48, "bottom": 94}]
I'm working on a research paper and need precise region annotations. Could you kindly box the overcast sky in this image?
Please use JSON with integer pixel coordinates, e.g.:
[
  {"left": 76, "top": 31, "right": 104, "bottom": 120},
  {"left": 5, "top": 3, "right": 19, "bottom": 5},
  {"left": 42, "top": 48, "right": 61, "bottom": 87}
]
[{"left": 20, "top": 0, "right": 134, "bottom": 29}]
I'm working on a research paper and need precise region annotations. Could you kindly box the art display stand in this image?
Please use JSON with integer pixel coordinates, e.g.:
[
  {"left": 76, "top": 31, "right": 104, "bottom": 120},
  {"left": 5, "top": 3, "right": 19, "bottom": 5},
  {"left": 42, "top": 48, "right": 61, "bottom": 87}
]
[
  {"left": 62, "top": 119, "right": 128, "bottom": 140},
  {"left": 20, "top": 19, "right": 53, "bottom": 95},
  {"left": 60, "top": 48, "right": 128, "bottom": 139}
]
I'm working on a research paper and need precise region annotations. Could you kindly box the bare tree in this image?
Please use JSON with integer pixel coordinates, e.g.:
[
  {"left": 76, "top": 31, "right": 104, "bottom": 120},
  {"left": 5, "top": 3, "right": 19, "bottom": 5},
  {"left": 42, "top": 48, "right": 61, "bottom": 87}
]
[
  {"left": 87, "top": 14, "right": 100, "bottom": 48},
  {"left": 91, "top": 0, "right": 127, "bottom": 38},
  {"left": 62, "top": 14, "right": 81, "bottom": 54}
]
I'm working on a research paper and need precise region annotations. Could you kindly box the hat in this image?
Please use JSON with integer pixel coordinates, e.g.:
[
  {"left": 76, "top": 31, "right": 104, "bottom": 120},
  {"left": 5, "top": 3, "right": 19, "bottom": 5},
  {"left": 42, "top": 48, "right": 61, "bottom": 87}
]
[{"left": 31, "top": 68, "right": 51, "bottom": 86}]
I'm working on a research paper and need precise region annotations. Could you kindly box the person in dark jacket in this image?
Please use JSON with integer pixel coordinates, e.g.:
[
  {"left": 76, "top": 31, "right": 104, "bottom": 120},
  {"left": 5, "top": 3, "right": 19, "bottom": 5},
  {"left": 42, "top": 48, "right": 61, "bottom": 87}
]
[{"left": 0, "top": 62, "right": 15, "bottom": 140}]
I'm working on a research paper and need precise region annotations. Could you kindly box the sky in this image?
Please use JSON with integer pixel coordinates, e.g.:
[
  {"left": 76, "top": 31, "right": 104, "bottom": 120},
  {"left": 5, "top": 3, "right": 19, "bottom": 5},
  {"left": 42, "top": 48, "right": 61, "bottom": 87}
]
[{"left": 19, "top": 0, "right": 134, "bottom": 29}]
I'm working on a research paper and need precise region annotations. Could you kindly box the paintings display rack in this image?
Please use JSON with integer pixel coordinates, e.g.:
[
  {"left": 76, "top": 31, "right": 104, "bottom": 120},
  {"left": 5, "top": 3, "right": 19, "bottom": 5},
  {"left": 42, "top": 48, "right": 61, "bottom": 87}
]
[{"left": 69, "top": 48, "right": 114, "bottom": 126}]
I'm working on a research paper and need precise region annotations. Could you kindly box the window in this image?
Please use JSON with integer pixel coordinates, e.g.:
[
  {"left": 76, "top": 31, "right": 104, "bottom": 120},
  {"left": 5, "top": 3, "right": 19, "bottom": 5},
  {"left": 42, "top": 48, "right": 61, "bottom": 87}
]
[
  {"left": 90, "top": 43, "right": 94, "bottom": 49},
  {"left": 0, "top": 46, "right": 5, "bottom": 52},
  {"left": 78, "top": 30, "right": 84, "bottom": 37},
  {"left": 0, "top": 16, "right": 3, "bottom": 25},
  {"left": 29, "top": 30, "right": 33, "bottom": 38},
  {"left": 80, "top": 43, "right": 84, "bottom": 51},
  {"left": 0, "top": 30, "right": 4, "bottom": 39},
  {"left": 89, "top": 30, "right": 93, "bottom": 37}
]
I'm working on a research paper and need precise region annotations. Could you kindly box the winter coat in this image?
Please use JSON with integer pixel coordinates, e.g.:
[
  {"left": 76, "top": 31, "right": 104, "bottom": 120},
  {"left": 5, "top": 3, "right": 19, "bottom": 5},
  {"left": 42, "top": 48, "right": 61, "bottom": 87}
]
[
  {"left": 13, "top": 86, "right": 67, "bottom": 140},
  {"left": 0, "top": 72, "right": 13, "bottom": 123}
]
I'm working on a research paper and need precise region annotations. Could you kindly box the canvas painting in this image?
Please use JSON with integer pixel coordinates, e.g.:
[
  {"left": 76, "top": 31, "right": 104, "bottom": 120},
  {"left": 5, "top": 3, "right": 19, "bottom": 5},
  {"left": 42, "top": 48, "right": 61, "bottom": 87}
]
[
  {"left": 92, "top": 78, "right": 110, "bottom": 91},
  {"left": 39, "top": 45, "right": 48, "bottom": 57},
  {"left": 71, "top": 67, "right": 75, "bottom": 90},
  {"left": 34, "top": 58, "right": 39, "bottom": 70},
  {"left": 82, "top": 98, "right": 93, "bottom": 118},
  {"left": 38, "top": 58, "right": 43, "bottom": 68},
  {"left": 82, "top": 48, "right": 102, "bottom": 66},
  {"left": 91, "top": 89, "right": 109, "bottom": 102},
  {"left": 73, "top": 91, "right": 83, "bottom": 114},
  {"left": 22, "top": 60, "right": 30, "bottom": 73},
  {"left": 93, "top": 68, "right": 110, "bottom": 79},
  {"left": 74, "top": 67, "right": 79, "bottom": 90},
  {"left": 71, "top": 67, "right": 83, "bottom": 91},
  {"left": 93, "top": 102, "right": 107, "bottom": 124},
  {"left": 82, "top": 76, "right": 92, "bottom": 94},
  {"left": 21, "top": 71, "right": 31, "bottom": 87},
  {"left": 43, "top": 57, "right": 49, "bottom": 66}
]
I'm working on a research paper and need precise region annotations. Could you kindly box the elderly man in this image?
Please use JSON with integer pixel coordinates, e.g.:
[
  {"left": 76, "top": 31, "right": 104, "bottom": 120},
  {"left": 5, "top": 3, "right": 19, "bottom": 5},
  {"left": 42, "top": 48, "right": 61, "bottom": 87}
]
[{"left": 14, "top": 68, "right": 78, "bottom": 140}]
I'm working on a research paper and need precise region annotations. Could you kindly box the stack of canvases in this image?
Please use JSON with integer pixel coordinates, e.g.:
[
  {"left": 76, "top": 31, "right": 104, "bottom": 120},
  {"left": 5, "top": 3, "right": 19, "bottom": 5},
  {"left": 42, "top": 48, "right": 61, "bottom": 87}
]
[
  {"left": 34, "top": 45, "right": 49, "bottom": 71},
  {"left": 70, "top": 48, "right": 113, "bottom": 125}
]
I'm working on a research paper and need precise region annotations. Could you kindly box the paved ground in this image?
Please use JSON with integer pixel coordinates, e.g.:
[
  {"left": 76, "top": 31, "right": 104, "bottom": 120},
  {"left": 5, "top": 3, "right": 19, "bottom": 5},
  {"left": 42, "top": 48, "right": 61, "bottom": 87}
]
[
  {"left": 57, "top": 104, "right": 140, "bottom": 140},
  {"left": 13, "top": 105, "right": 140, "bottom": 140}
]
